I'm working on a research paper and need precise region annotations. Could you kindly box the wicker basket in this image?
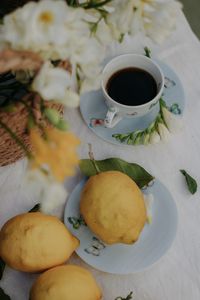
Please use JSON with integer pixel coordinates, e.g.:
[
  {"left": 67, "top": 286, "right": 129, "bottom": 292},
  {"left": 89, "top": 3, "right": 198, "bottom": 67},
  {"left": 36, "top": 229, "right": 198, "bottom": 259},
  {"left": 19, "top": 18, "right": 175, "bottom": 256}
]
[{"left": 0, "top": 100, "right": 63, "bottom": 166}]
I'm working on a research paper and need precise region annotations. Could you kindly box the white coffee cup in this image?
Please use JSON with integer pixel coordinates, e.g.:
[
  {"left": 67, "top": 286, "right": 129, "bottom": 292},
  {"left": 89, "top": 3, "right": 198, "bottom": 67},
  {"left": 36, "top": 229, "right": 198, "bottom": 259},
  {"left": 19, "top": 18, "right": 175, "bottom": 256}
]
[{"left": 102, "top": 54, "right": 165, "bottom": 128}]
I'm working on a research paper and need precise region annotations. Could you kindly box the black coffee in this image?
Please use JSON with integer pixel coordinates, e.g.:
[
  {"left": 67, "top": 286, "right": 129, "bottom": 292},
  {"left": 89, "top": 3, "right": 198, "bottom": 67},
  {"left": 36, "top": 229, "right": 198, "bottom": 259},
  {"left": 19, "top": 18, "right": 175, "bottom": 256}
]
[{"left": 106, "top": 67, "right": 157, "bottom": 106}]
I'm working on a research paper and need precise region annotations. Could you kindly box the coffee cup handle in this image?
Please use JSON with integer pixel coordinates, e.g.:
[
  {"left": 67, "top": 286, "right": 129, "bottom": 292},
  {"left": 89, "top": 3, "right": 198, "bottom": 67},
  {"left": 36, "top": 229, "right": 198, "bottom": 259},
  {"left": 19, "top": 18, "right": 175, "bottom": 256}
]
[{"left": 104, "top": 107, "right": 122, "bottom": 128}]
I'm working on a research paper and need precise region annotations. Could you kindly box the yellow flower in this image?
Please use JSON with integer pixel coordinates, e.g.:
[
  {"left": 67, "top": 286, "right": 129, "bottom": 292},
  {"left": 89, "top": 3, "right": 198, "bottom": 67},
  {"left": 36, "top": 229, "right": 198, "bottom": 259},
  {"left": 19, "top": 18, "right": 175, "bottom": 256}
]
[{"left": 30, "top": 128, "right": 80, "bottom": 182}]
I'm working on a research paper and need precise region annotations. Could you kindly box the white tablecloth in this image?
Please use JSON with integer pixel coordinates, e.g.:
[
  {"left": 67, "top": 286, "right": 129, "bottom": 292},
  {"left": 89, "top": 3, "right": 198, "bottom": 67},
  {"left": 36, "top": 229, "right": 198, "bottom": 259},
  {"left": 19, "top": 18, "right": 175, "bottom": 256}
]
[{"left": 1, "top": 9, "right": 200, "bottom": 300}]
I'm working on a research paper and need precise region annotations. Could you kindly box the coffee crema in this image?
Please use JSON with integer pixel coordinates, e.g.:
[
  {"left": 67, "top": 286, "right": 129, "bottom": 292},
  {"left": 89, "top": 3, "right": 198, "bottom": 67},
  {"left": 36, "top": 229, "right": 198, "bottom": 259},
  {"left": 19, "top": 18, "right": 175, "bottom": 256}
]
[{"left": 106, "top": 67, "right": 158, "bottom": 106}]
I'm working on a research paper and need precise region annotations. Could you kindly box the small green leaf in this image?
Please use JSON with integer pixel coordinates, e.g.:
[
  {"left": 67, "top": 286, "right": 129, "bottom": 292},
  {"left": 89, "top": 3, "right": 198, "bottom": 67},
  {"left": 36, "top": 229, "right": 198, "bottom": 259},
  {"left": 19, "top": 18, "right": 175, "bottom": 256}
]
[
  {"left": 144, "top": 47, "right": 151, "bottom": 58},
  {"left": 180, "top": 170, "right": 197, "bottom": 195},
  {"left": 29, "top": 204, "right": 40, "bottom": 213},
  {"left": 80, "top": 158, "right": 154, "bottom": 188},
  {"left": 0, "top": 287, "right": 11, "bottom": 300},
  {"left": 112, "top": 133, "right": 130, "bottom": 143},
  {"left": 0, "top": 258, "right": 5, "bottom": 280},
  {"left": 115, "top": 291, "right": 133, "bottom": 300}
]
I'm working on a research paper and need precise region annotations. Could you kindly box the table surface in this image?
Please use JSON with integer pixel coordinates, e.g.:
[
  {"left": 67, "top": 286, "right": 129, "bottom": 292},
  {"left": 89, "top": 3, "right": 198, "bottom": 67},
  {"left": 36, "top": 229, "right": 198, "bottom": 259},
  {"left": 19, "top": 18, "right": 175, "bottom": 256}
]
[{"left": 1, "top": 9, "right": 200, "bottom": 300}]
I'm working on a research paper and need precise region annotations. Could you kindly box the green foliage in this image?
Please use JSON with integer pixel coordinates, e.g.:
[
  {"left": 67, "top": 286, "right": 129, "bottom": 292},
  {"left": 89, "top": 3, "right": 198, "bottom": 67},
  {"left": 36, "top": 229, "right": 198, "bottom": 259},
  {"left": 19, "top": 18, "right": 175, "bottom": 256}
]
[
  {"left": 80, "top": 158, "right": 154, "bottom": 188},
  {"left": 0, "top": 288, "right": 11, "bottom": 300},
  {"left": 180, "top": 170, "right": 197, "bottom": 195},
  {"left": 0, "top": 72, "right": 28, "bottom": 108},
  {"left": 29, "top": 204, "right": 40, "bottom": 212},
  {"left": 115, "top": 291, "right": 134, "bottom": 300},
  {"left": 144, "top": 46, "right": 151, "bottom": 58}
]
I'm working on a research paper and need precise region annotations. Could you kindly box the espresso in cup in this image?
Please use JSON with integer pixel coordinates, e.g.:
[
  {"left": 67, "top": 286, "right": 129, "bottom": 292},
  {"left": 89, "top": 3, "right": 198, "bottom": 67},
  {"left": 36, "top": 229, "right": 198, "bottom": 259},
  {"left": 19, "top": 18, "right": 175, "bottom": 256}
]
[{"left": 106, "top": 67, "right": 157, "bottom": 106}]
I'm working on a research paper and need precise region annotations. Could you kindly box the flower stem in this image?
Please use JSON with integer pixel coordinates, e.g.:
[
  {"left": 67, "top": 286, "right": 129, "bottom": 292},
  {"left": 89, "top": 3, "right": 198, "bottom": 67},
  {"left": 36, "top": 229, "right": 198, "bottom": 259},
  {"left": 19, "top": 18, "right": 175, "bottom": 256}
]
[
  {"left": 79, "top": 0, "right": 114, "bottom": 9},
  {"left": 88, "top": 143, "right": 100, "bottom": 174},
  {"left": 0, "top": 119, "right": 32, "bottom": 158},
  {"left": 19, "top": 97, "right": 45, "bottom": 135}
]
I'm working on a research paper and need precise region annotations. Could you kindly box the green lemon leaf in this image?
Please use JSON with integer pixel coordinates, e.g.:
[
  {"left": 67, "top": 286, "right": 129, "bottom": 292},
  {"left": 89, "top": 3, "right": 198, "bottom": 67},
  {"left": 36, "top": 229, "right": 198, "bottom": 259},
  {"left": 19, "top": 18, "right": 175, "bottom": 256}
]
[
  {"left": 29, "top": 204, "right": 40, "bottom": 213},
  {"left": 180, "top": 170, "right": 197, "bottom": 195},
  {"left": 80, "top": 158, "right": 154, "bottom": 188},
  {"left": 0, "top": 258, "right": 5, "bottom": 280},
  {"left": 0, "top": 287, "right": 11, "bottom": 300}
]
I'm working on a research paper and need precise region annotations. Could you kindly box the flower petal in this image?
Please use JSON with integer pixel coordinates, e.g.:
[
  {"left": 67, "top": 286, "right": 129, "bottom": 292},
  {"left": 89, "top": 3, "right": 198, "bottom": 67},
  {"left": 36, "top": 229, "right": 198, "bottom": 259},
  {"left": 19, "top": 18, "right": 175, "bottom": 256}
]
[{"left": 162, "top": 106, "right": 183, "bottom": 133}]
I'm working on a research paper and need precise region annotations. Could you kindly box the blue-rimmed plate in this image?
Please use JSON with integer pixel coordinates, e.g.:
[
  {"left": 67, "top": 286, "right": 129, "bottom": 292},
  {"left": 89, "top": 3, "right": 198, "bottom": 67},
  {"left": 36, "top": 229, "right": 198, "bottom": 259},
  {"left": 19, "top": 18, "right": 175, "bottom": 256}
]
[
  {"left": 64, "top": 178, "right": 178, "bottom": 274},
  {"left": 80, "top": 60, "right": 185, "bottom": 146}
]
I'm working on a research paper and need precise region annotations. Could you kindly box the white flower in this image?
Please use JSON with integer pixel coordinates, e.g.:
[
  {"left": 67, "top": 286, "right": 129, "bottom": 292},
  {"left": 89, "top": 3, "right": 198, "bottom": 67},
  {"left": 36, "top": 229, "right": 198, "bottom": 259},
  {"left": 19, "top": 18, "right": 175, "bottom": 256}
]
[
  {"left": 0, "top": 0, "right": 91, "bottom": 60},
  {"left": 149, "top": 130, "right": 161, "bottom": 144},
  {"left": 72, "top": 38, "right": 104, "bottom": 66},
  {"left": 40, "top": 182, "right": 67, "bottom": 218},
  {"left": 24, "top": 168, "right": 67, "bottom": 218},
  {"left": 27, "top": 0, "right": 70, "bottom": 46},
  {"left": 143, "top": 133, "right": 150, "bottom": 145},
  {"left": 79, "top": 63, "right": 102, "bottom": 93},
  {"left": 95, "top": 19, "right": 114, "bottom": 46},
  {"left": 107, "top": 0, "right": 135, "bottom": 36},
  {"left": 1, "top": 2, "right": 35, "bottom": 49},
  {"left": 2, "top": 1, "right": 67, "bottom": 50},
  {"left": 143, "top": 0, "right": 181, "bottom": 44},
  {"left": 157, "top": 122, "right": 171, "bottom": 142},
  {"left": 32, "top": 62, "right": 79, "bottom": 107},
  {"left": 129, "top": 1, "right": 144, "bottom": 35},
  {"left": 162, "top": 106, "right": 183, "bottom": 133}
]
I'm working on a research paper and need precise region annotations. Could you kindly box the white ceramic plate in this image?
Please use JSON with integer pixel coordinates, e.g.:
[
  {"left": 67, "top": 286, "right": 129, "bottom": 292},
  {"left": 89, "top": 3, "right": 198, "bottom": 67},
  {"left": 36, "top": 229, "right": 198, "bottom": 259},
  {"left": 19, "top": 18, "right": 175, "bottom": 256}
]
[{"left": 64, "top": 178, "right": 178, "bottom": 274}]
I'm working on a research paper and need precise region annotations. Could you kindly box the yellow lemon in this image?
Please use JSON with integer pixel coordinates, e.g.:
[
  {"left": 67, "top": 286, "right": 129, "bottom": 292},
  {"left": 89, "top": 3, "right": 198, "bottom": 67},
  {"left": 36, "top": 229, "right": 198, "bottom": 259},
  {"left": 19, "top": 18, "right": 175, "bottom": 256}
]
[
  {"left": 30, "top": 265, "right": 102, "bottom": 300},
  {"left": 80, "top": 171, "right": 147, "bottom": 244},
  {"left": 0, "top": 212, "right": 79, "bottom": 272}
]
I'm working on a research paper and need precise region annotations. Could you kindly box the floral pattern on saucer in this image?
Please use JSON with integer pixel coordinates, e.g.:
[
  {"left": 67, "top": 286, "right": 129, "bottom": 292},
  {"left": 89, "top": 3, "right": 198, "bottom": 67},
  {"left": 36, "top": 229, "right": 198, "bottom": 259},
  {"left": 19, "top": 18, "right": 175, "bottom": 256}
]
[{"left": 84, "top": 237, "right": 106, "bottom": 257}]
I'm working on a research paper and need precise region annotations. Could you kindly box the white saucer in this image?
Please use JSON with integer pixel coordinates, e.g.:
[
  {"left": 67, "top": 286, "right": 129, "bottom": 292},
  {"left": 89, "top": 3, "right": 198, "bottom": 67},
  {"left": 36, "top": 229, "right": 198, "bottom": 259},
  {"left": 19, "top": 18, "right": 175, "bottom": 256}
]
[
  {"left": 64, "top": 177, "right": 178, "bottom": 274},
  {"left": 80, "top": 60, "right": 185, "bottom": 146}
]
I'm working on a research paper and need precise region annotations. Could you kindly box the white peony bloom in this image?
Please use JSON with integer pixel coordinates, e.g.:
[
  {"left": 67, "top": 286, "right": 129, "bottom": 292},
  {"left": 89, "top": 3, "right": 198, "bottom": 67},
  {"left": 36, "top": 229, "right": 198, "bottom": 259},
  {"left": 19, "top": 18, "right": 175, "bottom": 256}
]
[
  {"left": 149, "top": 130, "right": 161, "bottom": 144},
  {"left": 143, "top": 0, "right": 181, "bottom": 44},
  {"left": 40, "top": 182, "right": 67, "bottom": 218},
  {"left": 0, "top": 0, "right": 91, "bottom": 60},
  {"left": 27, "top": 0, "right": 70, "bottom": 47},
  {"left": 2, "top": 1, "right": 67, "bottom": 50},
  {"left": 162, "top": 106, "right": 183, "bottom": 133},
  {"left": 157, "top": 122, "right": 171, "bottom": 142},
  {"left": 1, "top": 2, "right": 35, "bottom": 49},
  {"left": 32, "top": 62, "right": 79, "bottom": 107}
]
